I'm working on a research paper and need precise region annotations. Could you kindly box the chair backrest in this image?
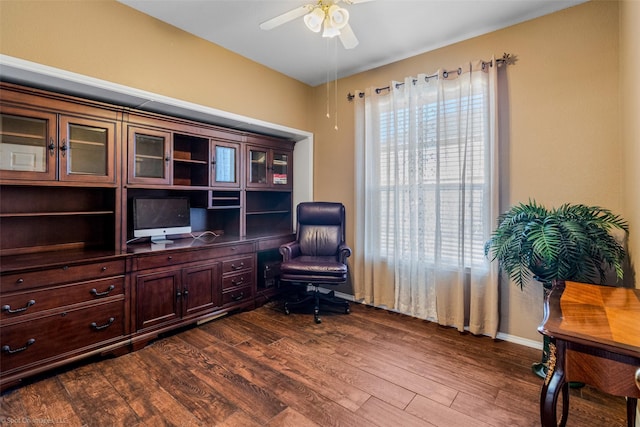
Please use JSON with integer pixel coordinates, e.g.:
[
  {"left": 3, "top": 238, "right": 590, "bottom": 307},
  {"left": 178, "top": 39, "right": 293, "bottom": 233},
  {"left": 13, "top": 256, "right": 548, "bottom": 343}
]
[{"left": 296, "top": 202, "right": 345, "bottom": 257}]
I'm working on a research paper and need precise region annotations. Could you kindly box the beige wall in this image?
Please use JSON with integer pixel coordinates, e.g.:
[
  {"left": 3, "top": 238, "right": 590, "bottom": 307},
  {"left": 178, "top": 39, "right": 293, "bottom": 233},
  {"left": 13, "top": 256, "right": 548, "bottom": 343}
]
[
  {"left": 310, "top": 0, "right": 628, "bottom": 341},
  {"left": 1, "top": 0, "right": 635, "bottom": 341},
  {"left": 0, "top": 0, "right": 312, "bottom": 132},
  {"left": 620, "top": 0, "right": 640, "bottom": 290}
]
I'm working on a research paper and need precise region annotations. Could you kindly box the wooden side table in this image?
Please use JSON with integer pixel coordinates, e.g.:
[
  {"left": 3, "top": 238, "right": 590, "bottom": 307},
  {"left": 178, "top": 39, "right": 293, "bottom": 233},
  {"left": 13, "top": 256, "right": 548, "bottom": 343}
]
[{"left": 538, "top": 281, "right": 640, "bottom": 427}]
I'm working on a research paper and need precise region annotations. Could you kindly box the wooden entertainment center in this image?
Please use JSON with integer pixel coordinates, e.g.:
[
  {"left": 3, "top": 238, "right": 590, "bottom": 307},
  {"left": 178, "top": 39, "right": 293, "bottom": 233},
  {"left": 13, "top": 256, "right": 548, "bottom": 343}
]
[{"left": 0, "top": 82, "right": 296, "bottom": 391}]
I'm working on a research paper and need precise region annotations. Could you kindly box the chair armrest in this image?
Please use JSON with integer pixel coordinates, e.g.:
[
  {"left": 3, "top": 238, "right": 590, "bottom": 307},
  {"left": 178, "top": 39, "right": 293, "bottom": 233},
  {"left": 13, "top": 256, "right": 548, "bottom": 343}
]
[
  {"left": 279, "top": 241, "right": 301, "bottom": 261},
  {"left": 338, "top": 244, "right": 352, "bottom": 263}
]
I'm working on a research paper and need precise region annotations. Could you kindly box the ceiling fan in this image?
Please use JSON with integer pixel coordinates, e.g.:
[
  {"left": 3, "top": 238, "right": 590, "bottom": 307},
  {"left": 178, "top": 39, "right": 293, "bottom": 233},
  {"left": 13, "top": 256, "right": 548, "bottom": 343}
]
[{"left": 259, "top": 0, "right": 373, "bottom": 49}]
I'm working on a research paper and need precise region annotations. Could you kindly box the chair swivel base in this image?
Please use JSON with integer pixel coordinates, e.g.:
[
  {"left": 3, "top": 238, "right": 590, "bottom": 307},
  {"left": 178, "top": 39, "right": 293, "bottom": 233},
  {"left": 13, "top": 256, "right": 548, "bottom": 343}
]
[{"left": 284, "top": 288, "right": 350, "bottom": 324}]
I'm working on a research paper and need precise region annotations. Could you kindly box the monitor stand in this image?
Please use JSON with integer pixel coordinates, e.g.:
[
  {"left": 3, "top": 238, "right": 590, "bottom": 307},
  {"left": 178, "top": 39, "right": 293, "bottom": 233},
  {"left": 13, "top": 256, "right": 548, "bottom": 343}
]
[{"left": 151, "top": 235, "right": 174, "bottom": 245}]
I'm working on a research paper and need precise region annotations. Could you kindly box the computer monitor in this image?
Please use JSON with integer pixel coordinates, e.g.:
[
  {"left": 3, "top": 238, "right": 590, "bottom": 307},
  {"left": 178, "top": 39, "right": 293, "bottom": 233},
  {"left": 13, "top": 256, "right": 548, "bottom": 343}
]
[{"left": 133, "top": 197, "right": 192, "bottom": 244}]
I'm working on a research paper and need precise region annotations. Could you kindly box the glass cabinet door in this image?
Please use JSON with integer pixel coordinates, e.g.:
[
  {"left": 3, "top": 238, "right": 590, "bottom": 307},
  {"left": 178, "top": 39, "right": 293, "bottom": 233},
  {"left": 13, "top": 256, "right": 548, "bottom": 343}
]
[
  {"left": 127, "top": 126, "right": 171, "bottom": 185},
  {"left": 0, "top": 108, "right": 57, "bottom": 181},
  {"left": 248, "top": 147, "right": 268, "bottom": 186},
  {"left": 272, "top": 152, "right": 289, "bottom": 186},
  {"left": 59, "top": 116, "right": 116, "bottom": 183},
  {"left": 211, "top": 141, "right": 240, "bottom": 188}
]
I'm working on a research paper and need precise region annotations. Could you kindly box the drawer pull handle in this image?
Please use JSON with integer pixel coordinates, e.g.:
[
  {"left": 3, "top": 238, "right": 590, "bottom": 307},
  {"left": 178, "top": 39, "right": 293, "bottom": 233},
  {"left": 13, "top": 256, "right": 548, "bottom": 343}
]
[
  {"left": 101, "top": 266, "right": 108, "bottom": 272},
  {"left": 90, "top": 285, "right": 115, "bottom": 297},
  {"left": 2, "top": 338, "right": 36, "bottom": 354},
  {"left": 16, "top": 278, "right": 24, "bottom": 285},
  {"left": 232, "top": 278, "right": 245, "bottom": 286},
  {"left": 231, "top": 292, "right": 244, "bottom": 301},
  {"left": 2, "top": 300, "right": 36, "bottom": 314},
  {"left": 90, "top": 317, "right": 115, "bottom": 331},
  {"left": 231, "top": 262, "right": 244, "bottom": 271}
]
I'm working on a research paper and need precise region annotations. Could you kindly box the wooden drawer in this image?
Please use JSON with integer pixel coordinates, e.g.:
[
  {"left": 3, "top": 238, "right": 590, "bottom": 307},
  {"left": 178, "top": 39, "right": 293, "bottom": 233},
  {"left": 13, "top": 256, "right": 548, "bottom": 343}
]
[
  {"left": 222, "top": 271, "right": 253, "bottom": 291},
  {"left": 1, "top": 276, "right": 124, "bottom": 322},
  {"left": 1, "top": 260, "right": 125, "bottom": 293},
  {"left": 0, "top": 299, "right": 125, "bottom": 374},
  {"left": 222, "top": 255, "right": 254, "bottom": 275},
  {"left": 135, "top": 243, "right": 254, "bottom": 271},
  {"left": 221, "top": 285, "right": 253, "bottom": 306}
]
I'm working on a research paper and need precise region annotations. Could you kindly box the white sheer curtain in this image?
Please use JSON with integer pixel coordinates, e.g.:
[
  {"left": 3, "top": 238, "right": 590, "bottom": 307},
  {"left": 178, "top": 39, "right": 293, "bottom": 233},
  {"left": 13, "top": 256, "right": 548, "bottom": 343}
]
[{"left": 353, "top": 59, "right": 500, "bottom": 337}]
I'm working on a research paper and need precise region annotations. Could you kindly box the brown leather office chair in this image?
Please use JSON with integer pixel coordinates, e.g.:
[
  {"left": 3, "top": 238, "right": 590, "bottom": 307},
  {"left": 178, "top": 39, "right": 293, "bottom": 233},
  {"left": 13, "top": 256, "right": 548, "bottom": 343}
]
[{"left": 279, "top": 202, "right": 351, "bottom": 323}]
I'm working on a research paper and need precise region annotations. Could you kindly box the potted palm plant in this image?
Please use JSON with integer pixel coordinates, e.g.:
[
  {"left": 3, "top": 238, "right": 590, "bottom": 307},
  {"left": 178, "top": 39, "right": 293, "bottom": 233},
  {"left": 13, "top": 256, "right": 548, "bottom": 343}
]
[{"left": 484, "top": 200, "right": 628, "bottom": 377}]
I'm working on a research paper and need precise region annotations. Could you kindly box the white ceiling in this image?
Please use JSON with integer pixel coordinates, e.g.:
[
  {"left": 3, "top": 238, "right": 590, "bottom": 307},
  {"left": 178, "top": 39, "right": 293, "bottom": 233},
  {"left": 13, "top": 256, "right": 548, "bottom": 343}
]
[{"left": 117, "top": 0, "right": 586, "bottom": 87}]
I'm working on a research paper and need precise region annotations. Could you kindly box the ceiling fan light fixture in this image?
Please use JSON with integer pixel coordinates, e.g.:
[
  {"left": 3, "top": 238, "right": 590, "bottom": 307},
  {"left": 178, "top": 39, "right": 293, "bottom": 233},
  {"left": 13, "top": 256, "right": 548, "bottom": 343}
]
[
  {"left": 327, "top": 5, "right": 349, "bottom": 29},
  {"left": 303, "top": 7, "right": 325, "bottom": 32},
  {"left": 322, "top": 21, "right": 341, "bottom": 38}
]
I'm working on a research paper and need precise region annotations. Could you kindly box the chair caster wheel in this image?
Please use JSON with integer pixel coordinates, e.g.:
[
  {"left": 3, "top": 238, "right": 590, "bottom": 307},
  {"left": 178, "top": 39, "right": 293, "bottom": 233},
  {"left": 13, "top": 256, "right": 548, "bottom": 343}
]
[
  {"left": 284, "top": 306, "right": 290, "bottom": 315},
  {"left": 314, "top": 317, "right": 322, "bottom": 324},
  {"left": 345, "top": 307, "right": 350, "bottom": 314}
]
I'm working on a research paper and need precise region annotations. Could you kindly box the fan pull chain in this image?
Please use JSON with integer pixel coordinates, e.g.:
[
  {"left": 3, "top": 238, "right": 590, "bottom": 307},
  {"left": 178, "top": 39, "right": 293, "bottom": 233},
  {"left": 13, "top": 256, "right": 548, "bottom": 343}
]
[{"left": 326, "top": 38, "right": 331, "bottom": 119}]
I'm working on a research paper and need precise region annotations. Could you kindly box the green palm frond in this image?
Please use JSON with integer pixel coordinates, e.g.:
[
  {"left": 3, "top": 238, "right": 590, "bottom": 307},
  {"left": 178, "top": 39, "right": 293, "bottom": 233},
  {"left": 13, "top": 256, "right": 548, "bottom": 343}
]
[{"left": 485, "top": 200, "right": 628, "bottom": 289}]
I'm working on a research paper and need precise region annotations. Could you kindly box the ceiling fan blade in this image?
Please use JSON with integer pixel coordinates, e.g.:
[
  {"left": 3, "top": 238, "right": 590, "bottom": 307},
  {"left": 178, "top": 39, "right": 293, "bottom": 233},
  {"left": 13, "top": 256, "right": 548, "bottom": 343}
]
[
  {"left": 259, "top": 5, "right": 310, "bottom": 31},
  {"left": 339, "top": 23, "right": 359, "bottom": 49}
]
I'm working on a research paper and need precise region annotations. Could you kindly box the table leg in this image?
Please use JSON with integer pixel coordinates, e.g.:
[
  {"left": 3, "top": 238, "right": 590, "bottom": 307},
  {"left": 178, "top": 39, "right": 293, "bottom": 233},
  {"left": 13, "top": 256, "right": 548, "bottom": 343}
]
[
  {"left": 540, "top": 341, "right": 569, "bottom": 427},
  {"left": 627, "top": 397, "right": 637, "bottom": 427}
]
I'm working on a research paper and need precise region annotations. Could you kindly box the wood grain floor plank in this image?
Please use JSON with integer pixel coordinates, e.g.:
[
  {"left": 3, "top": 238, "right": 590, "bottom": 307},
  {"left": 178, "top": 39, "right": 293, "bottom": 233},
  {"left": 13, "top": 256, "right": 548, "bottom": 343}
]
[
  {"left": 135, "top": 340, "right": 238, "bottom": 425},
  {"left": 269, "top": 337, "right": 417, "bottom": 410},
  {"left": 405, "top": 393, "right": 492, "bottom": 427},
  {"left": 57, "top": 363, "right": 140, "bottom": 426},
  {"left": 9, "top": 378, "right": 84, "bottom": 426},
  {"left": 450, "top": 390, "right": 538, "bottom": 427},
  {"left": 99, "top": 353, "right": 202, "bottom": 426},
  {"left": 265, "top": 407, "right": 322, "bottom": 427},
  {"left": 356, "top": 396, "right": 436, "bottom": 427}
]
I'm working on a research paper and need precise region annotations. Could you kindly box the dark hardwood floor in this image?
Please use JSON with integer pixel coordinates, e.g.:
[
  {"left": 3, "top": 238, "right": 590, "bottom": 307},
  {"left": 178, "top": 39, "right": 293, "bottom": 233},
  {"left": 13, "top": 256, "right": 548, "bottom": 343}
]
[{"left": 1, "top": 301, "right": 627, "bottom": 426}]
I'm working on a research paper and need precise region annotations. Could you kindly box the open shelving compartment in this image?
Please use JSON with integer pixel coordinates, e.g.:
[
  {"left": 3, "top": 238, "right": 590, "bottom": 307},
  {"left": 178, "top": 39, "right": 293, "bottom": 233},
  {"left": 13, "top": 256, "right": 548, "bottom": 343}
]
[
  {"left": 0, "top": 185, "right": 117, "bottom": 255},
  {"left": 172, "top": 133, "right": 209, "bottom": 187},
  {"left": 126, "top": 188, "right": 241, "bottom": 243},
  {"left": 245, "top": 190, "right": 292, "bottom": 237}
]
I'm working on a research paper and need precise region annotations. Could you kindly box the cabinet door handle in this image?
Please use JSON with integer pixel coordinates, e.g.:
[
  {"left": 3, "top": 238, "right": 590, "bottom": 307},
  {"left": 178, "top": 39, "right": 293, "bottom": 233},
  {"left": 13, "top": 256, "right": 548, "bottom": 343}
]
[
  {"left": 183, "top": 289, "right": 189, "bottom": 297},
  {"left": 231, "top": 262, "right": 244, "bottom": 270},
  {"left": 59, "top": 139, "right": 68, "bottom": 156},
  {"left": 176, "top": 291, "right": 182, "bottom": 298},
  {"left": 165, "top": 153, "right": 170, "bottom": 163},
  {"left": 48, "top": 138, "right": 56, "bottom": 156},
  {"left": 231, "top": 292, "right": 244, "bottom": 301},
  {"left": 90, "top": 285, "right": 115, "bottom": 297},
  {"left": 2, "top": 338, "right": 36, "bottom": 354},
  {"left": 90, "top": 317, "right": 115, "bottom": 331},
  {"left": 2, "top": 300, "right": 36, "bottom": 314}
]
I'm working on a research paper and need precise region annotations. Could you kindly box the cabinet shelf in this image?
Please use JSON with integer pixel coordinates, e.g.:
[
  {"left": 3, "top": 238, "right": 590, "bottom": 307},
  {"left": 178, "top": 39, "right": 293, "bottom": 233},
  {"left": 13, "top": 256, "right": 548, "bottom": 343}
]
[
  {"left": 135, "top": 154, "right": 164, "bottom": 161},
  {"left": 246, "top": 210, "right": 290, "bottom": 215},
  {"left": 1, "top": 131, "right": 45, "bottom": 142},
  {"left": 174, "top": 158, "right": 208, "bottom": 165},
  {"left": 0, "top": 211, "right": 114, "bottom": 218},
  {"left": 68, "top": 139, "right": 106, "bottom": 147},
  {"left": 208, "top": 205, "right": 241, "bottom": 210}
]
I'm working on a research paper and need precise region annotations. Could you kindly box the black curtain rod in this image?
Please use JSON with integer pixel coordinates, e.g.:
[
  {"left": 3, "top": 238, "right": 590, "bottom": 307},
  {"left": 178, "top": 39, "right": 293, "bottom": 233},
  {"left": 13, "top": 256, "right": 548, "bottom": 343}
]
[{"left": 347, "top": 53, "right": 515, "bottom": 101}]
